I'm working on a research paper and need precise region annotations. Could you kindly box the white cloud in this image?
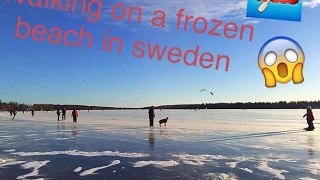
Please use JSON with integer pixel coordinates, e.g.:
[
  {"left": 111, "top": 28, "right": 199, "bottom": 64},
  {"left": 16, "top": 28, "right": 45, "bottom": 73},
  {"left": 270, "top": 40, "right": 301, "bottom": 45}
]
[
  {"left": 128, "top": 27, "right": 139, "bottom": 32},
  {"left": 302, "top": 0, "right": 320, "bottom": 9},
  {"left": 108, "top": 21, "right": 127, "bottom": 27},
  {"left": 243, "top": 20, "right": 261, "bottom": 24}
]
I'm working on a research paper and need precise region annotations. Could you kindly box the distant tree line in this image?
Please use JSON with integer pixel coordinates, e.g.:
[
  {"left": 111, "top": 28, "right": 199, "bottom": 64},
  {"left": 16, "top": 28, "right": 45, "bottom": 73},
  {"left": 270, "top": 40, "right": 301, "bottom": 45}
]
[
  {"left": 1, "top": 99, "right": 320, "bottom": 111},
  {"left": 0, "top": 100, "right": 32, "bottom": 111},
  {"left": 0, "top": 100, "right": 132, "bottom": 111},
  {"left": 145, "top": 100, "right": 320, "bottom": 109}
]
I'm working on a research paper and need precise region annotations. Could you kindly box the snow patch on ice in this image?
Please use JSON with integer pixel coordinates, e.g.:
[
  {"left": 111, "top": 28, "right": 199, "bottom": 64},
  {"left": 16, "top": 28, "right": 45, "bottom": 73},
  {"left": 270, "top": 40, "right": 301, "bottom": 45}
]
[
  {"left": 226, "top": 162, "right": 237, "bottom": 168},
  {"left": 256, "top": 160, "right": 288, "bottom": 179},
  {"left": 203, "top": 172, "right": 237, "bottom": 180},
  {"left": 269, "top": 158, "right": 298, "bottom": 163},
  {"left": 79, "top": 160, "right": 120, "bottom": 176},
  {"left": 250, "top": 145, "right": 270, "bottom": 149},
  {"left": 172, "top": 154, "right": 225, "bottom": 166},
  {"left": 0, "top": 161, "right": 26, "bottom": 167},
  {"left": 299, "top": 178, "right": 318, "bottom": 180},
  {"left": 225, "top": 157, "right": 253, "bottom": 169},
  {"left": 239, "top": 167, "right": 253, "bottom": 173},
  {"left": 133, "top": 160, "right": 179, "bottom": 168},
  {"left": 74, "top": 167, "right": 82, "bottom": 172},
  {"left": 219, "top": 173, "right": 228, "bottom": 179},
  {"left": 12, "top": 150, "right": 149, "bottom": 158},
  {"left": 0, "top": 135, "right": 18, "bottom": 139},
  {"left": 56, "top": 138, "right": 68, "bottom": 140},
  {"left": 3, "top": 149, "right": 16, "bottom": 152},
  {"left": 16, "top": 160, "right": 50, "bottom": 180}
]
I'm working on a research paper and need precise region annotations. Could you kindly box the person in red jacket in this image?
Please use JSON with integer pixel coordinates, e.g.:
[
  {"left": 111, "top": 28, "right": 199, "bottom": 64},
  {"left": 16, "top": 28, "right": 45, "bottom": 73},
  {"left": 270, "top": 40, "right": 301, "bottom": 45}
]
[
  {"left": 72, "top": 109, "right": 78, "bottom": 123},
  {"left": 303, "top": 105, "right": 315, "bottom": 131}
]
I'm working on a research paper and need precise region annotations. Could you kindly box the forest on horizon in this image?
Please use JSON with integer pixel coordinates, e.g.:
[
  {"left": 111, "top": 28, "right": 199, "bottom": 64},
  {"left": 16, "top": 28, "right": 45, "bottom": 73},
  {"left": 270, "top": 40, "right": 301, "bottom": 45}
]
[{"left": 1, "top": 99, "right": 320, "bottom": 111}]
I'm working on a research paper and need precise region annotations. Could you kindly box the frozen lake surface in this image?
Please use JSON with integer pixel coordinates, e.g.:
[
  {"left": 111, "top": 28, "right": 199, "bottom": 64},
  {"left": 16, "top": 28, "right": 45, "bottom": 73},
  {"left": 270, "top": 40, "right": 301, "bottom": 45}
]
[{"left": 0, "top": 109, "right": 320, "bottom": 180}]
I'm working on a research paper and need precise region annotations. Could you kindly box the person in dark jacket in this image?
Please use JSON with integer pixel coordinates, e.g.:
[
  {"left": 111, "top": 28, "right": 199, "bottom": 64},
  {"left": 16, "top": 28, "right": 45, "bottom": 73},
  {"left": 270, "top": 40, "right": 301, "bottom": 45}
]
[
  {"left": 57, "top": 109, "right": 61, "bottom": 121},
  {"left": 62, "top": 108, "right": 66, "bottom": 120},
  {"left": 303, "top": 105, "right": 315, "bottom": 131},
  {"left": 148, "top": 106, "right": 155, "bottom": 126},
  {"left": 12, "top": 111, "right": 17, "bottom": 121}
]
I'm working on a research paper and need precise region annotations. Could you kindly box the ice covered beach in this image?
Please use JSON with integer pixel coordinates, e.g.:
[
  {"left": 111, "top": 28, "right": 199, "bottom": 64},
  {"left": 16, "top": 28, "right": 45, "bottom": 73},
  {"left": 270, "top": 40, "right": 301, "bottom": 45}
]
[{"left": 0, "top": 109, "right": 319, "bottom": 180}]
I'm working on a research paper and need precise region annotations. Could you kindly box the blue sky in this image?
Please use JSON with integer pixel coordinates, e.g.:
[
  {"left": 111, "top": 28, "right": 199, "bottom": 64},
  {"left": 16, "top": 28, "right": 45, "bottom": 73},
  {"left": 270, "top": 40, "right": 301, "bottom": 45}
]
[{"left": 1, "top": 0, "right": 320, "bottom": 108}]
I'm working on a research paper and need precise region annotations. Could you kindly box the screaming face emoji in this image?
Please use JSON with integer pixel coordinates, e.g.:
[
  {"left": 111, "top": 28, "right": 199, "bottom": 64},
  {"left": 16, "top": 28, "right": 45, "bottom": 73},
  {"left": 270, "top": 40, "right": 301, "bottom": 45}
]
[{"left": 258, "top": 36, "right": 304, "bottom": 88}]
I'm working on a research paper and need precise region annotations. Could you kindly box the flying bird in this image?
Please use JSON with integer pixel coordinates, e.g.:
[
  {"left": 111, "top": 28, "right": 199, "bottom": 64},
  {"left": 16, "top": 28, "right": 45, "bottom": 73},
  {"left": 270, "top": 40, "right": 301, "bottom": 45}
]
[
  {"left": 137, "top": 98, "right": 140, "bottom": 102},
  {"left": 200, "top": 89, "right": 206, "bottom": 92},
  {"left": 210, "top": 92, "right": 213, "bottom": 95}
]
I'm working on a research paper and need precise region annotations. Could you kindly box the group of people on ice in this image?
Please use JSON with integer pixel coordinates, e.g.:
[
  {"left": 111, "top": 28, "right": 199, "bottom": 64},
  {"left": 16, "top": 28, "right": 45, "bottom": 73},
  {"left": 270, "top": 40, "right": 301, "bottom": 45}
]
[
  {"left": 6, "top": 105, "right": 316, "bottom": 130},
  {"left": 56, "top": 108, "right": 78, "bottom": 123}
]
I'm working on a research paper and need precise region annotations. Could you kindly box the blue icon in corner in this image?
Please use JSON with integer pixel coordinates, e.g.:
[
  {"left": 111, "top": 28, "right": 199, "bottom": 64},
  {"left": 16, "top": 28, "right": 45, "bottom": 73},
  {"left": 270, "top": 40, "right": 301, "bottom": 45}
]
[{"left": 246, "top": 0, "right": 302, "bottom": 22}]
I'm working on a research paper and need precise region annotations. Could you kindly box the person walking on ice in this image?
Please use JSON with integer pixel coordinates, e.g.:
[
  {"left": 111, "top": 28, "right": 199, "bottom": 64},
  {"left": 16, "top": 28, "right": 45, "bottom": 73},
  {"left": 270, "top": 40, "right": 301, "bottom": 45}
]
[
  {"left": 303, "top": 105, "right": 315, "bottom": 131},
  {"left": 12, "top": 110, "right": 17, "bottom": 121},
  {"left": 62, "top": 108, "right": 66, "bottom": 120},
  {"left": 148, "top": 106, "right": 155, "bottom": 127},
  {"left": 57, "top": 109, "right": 61, "bottom": 121},
  {"left": 72, "top": 109, "right": 78, "bottom": 123}
]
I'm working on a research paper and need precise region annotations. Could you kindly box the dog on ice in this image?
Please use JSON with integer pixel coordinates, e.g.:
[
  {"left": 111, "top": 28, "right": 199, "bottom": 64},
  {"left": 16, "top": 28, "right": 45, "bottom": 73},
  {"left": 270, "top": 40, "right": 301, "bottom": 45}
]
[{"left": 159, "top": 117, "right": 169, "bottom": 127}]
